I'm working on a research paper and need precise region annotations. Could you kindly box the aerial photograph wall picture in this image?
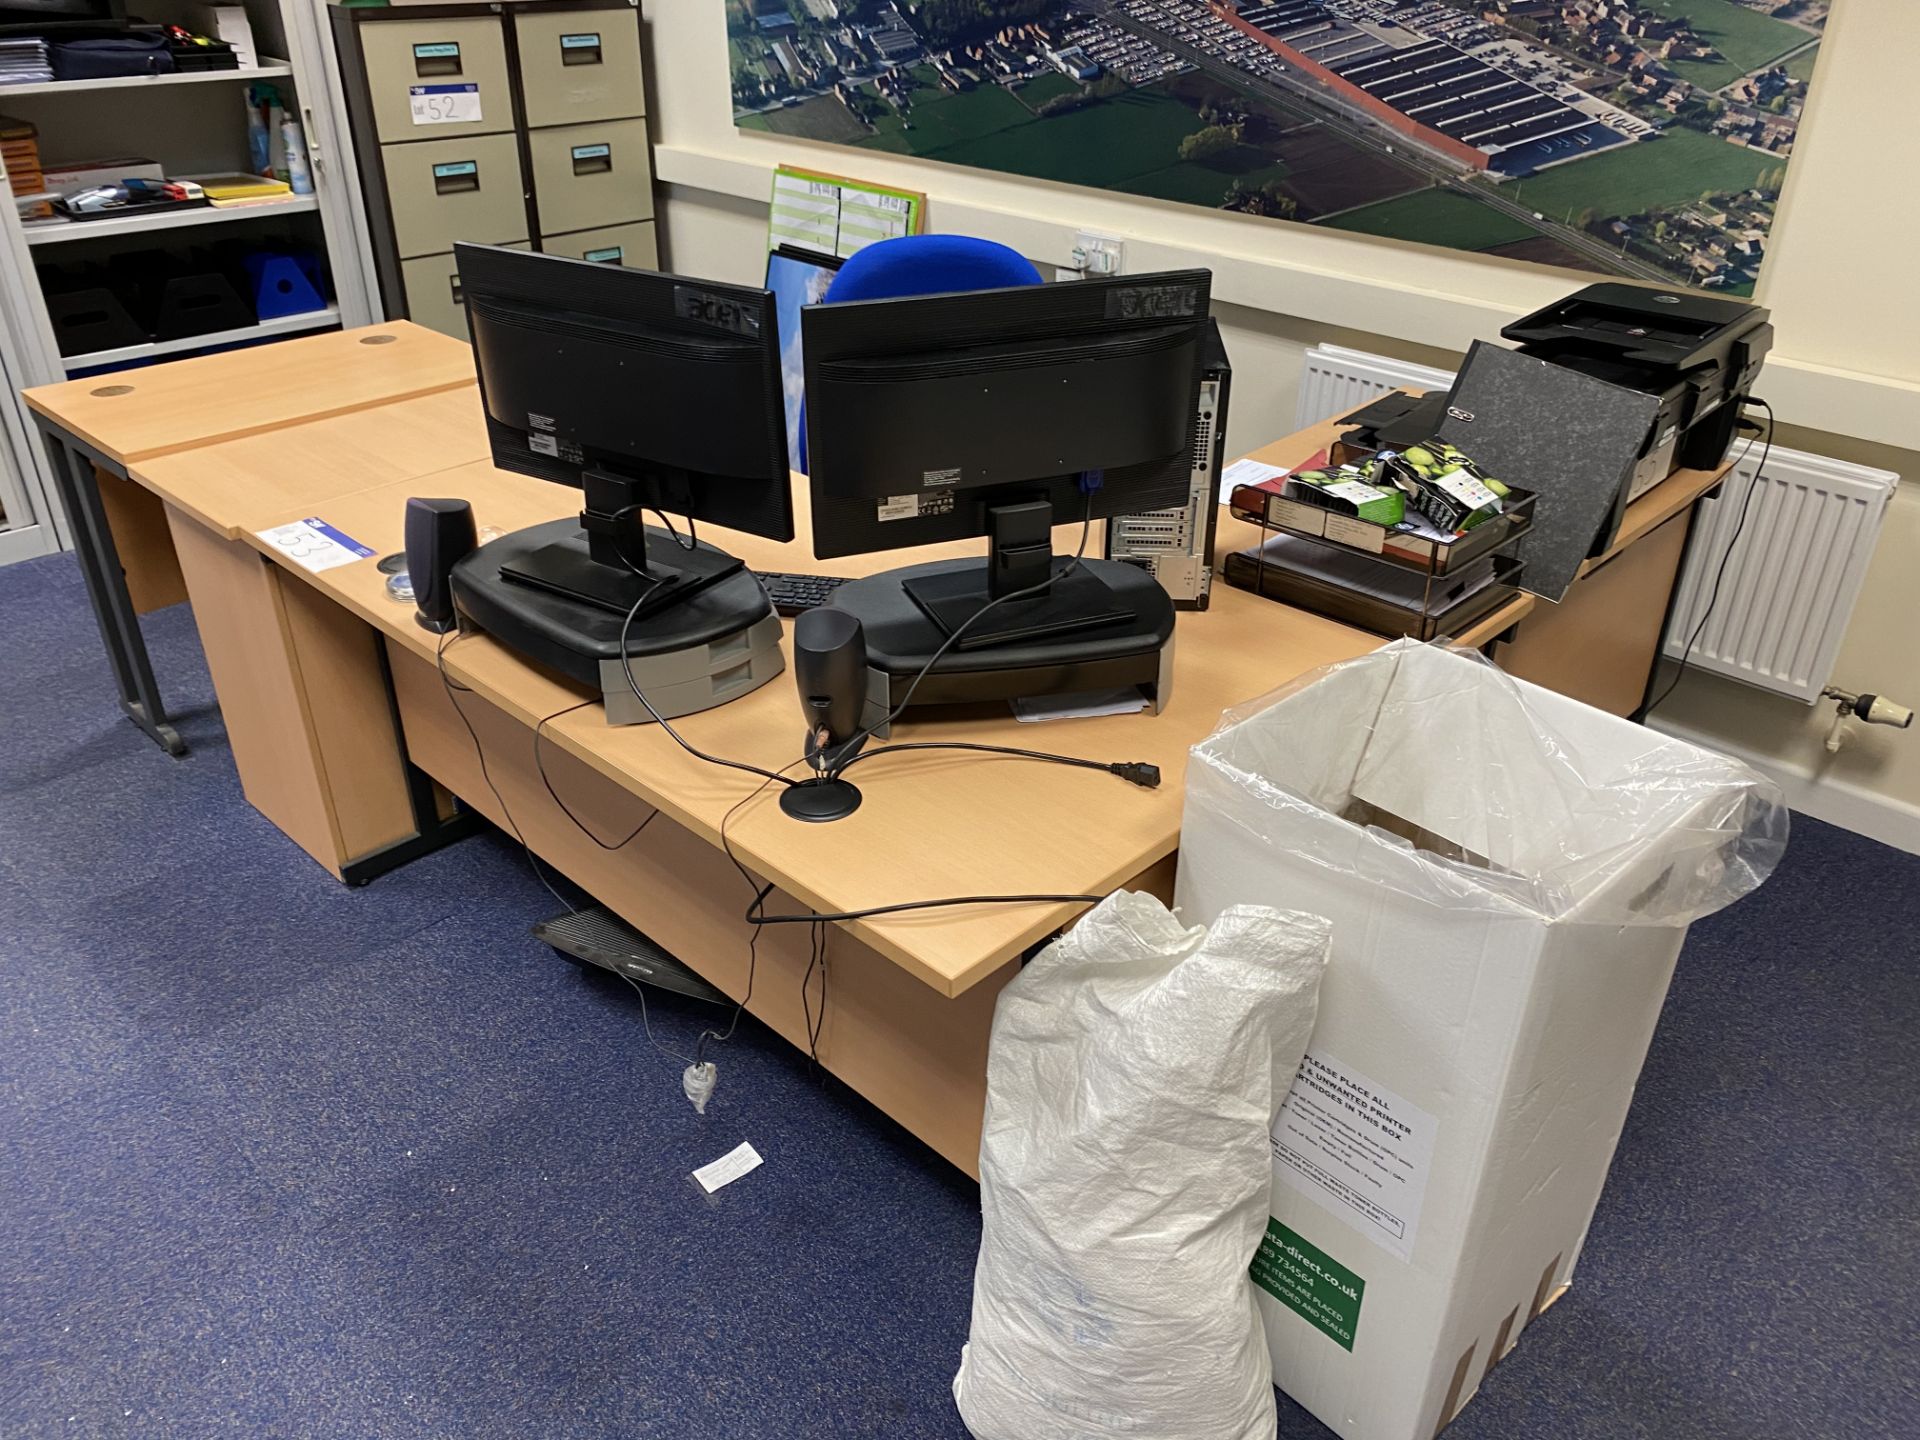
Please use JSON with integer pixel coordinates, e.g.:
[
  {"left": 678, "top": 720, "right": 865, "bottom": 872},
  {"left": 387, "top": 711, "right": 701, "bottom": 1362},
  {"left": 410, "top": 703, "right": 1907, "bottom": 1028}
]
[{"left": 729, "top": 0, "right": 1829, "bottom": 294}]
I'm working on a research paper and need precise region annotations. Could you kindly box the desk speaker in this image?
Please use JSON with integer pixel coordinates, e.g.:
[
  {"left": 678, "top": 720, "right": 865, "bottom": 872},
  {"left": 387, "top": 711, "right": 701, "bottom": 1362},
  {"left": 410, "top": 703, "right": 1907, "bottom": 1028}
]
[{"left": 405, "top": 497, "right": 476, "bottom": 634}]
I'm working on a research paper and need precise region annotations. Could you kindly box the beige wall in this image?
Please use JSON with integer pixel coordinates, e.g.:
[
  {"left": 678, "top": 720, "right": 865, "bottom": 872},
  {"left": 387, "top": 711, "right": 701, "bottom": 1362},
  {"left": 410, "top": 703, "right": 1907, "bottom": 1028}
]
[{"left": 641, "top": 0, "right": 1919, "bottom": 847}]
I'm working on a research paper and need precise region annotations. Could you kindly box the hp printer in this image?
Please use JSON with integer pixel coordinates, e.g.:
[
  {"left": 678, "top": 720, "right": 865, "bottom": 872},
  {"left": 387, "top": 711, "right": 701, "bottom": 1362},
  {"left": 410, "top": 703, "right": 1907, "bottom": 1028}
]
[{"left": 1502, "top": 283, "right": 1772, "bottom": 503}]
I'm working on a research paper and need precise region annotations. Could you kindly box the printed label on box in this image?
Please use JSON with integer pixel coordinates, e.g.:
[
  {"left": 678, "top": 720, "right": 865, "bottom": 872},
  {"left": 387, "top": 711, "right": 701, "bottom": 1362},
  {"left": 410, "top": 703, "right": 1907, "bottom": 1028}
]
[
  {"left": 1270, "top": 496, "right": 1326, "bottom": 536},
  {"left": 1322, "top": 479, "right": 1389, "bottom": 506},
  {"left": 1273, "top": 1051, "right": 1438, "bottom": 1261},
  {"left": 256, "top": 518, "right": 374, "bottom": 574},
  {"left": 1251, "top": 1219, "right": 1365, "bottom": 1351},
  {"left": 1433, "top": 466, "right": 1498, "bottom": 510},
  {"left": 1323, "top": 514, "right": 1386, "bottom": 554},
  {"left": 410, "top": 83, "right": 481, "bottom": 126}
]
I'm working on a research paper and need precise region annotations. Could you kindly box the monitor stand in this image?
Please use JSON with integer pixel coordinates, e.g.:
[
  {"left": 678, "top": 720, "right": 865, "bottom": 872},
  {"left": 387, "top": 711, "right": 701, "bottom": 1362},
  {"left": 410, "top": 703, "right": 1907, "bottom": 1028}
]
[
  {"left": 824, "top": 498, "right": 1177, "bottom": 733},
  {"left": 499, "top": 469, "right": 742, "bottom": 619},
  {"left": 901, "top": 498, "right": 1130, "bottom": 649},
  {"left": 452, "top": 516, "right": 785, "bottom": 726}
]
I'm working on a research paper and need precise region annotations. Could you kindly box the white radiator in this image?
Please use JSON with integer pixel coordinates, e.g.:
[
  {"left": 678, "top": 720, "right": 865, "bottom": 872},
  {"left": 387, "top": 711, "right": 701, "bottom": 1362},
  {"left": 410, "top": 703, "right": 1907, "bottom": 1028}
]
[
  {"left": 1663, "top": 442, "right": 1897, "bottom": 703},
  {"left": 1293, "top": 344, "right": 1898, "bottom": 703},
  {"left": 1295, "top": 344, "right": 1455, "bottom": 428}
]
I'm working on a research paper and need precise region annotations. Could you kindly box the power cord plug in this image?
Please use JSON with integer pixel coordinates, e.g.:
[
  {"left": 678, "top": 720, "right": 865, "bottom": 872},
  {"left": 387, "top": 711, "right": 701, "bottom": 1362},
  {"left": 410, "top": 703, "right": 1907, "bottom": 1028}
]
[{"left": 1110, "top": 762, "right": 1161, "bottom": 788}]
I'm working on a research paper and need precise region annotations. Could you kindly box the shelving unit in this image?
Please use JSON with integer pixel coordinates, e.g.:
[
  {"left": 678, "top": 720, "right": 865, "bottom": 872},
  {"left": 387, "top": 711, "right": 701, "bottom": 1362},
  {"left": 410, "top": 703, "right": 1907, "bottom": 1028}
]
[
  {"left": 22, "top": 195, "right": 320, "bottom": 245},
  {"left": 0, "top": 58, "right": 292, "bottom": 99},
  {"left": 61, "top": 303, "right": 340, "bottom": 372},
  {"left": 0, "top": 0, "right": 378, "bottom": 566}
]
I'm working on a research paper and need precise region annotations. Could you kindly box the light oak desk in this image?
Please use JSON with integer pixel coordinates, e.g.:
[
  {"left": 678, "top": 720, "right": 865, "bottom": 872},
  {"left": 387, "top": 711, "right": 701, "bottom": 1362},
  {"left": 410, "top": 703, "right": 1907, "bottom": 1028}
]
[
  {"left": 22, "top": 322, "right": 479, "bottom": 754},
  {"left": 28, "top": 336, "right": 1535, "bottom": 1174}
]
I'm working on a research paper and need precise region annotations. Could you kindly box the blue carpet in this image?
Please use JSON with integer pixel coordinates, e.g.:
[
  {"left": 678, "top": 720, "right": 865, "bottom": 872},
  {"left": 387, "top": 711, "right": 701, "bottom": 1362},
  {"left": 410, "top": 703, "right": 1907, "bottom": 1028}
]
[{"left": 0, "top": 549, "right": 1914, "bottom": 1439}]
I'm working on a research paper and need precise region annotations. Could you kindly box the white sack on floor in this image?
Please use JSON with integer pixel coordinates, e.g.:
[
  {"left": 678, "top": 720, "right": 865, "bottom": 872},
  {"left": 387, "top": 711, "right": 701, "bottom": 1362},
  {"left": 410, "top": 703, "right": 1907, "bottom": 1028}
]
[{"left": 953, "top": 890, "right": 1330, "bottom": 1440}]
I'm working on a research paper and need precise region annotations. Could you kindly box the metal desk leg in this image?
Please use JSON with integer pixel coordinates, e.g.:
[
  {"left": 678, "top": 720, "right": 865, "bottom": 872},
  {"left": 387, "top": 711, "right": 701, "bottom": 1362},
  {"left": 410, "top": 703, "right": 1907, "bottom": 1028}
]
[
  {"left": 335, "top": 632, "right": 482, "bottom": 886},
  {"left": 39, "top": 426, "right": 187, "bottom": 756}
]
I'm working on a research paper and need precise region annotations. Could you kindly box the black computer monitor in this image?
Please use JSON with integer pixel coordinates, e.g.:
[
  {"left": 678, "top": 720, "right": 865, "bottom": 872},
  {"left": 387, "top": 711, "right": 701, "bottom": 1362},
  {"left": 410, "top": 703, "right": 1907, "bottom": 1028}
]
[
  {"left": 455, "top": 243, "right": 793, "bottom": 620},
  {"left": 801, "top": 270, "right": 1210, "bottom": 646}
]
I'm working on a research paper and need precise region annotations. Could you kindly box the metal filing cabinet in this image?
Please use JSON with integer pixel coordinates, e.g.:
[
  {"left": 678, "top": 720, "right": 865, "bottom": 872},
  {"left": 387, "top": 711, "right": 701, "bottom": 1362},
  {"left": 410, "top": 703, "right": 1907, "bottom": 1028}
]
[
  {"left": 384, "top": 132, "right": 529, "bottom": 258},
  {"left": 358, "top": 17, "right": 514, "bottom": 143},
  {"left": 540, "top": 222, "right": 657, "bottom": 270},
  {"left": 330, "top": 1, "right": 656, "bottom": 341},
  {"left": 526, "top": 118, "right": 653, "bottom": 236},
  {"left": 514, "top": 7, "right": 646, "bottom": 128},
  {"left": 400, "top": 242, "right": 529, "bottom": 342}
]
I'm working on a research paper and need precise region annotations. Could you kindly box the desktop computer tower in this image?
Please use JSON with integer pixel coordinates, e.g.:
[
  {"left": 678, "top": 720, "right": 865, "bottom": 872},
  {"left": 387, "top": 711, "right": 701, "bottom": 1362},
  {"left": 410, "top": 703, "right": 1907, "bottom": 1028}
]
[{"left": 1105, "top": 318, "right": 1230, "bottom": 610}]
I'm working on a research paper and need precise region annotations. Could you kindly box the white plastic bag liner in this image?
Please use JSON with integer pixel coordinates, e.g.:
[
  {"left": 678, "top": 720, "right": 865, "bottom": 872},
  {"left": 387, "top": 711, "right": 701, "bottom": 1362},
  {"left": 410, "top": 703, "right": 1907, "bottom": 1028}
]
[
  {"left": 953, "top": 890, "right": 1330, "bottom": 1440},
  {"left": 1185, "top": 638, "right": 1785, "bottom": 928}
]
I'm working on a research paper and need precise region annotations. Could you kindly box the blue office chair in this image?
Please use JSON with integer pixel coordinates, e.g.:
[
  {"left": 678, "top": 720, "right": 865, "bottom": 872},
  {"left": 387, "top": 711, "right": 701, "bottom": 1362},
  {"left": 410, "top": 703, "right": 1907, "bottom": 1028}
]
[{"left": 797, "top": 235, "right": 1043, "bottom": 470}]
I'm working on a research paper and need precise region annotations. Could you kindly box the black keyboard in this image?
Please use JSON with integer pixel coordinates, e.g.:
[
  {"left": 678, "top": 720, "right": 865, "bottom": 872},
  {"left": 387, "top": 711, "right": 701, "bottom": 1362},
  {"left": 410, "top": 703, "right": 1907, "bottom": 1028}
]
[{"left": 757, "top": 571, "right": 854, "bottom": 616}]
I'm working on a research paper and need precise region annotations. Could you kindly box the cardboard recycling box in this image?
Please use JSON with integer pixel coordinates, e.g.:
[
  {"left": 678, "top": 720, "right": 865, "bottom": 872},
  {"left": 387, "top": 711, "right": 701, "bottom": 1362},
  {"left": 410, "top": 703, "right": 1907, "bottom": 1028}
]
[{"left": 1175, "top": 641, "right": 1784, "bottom": 1440}]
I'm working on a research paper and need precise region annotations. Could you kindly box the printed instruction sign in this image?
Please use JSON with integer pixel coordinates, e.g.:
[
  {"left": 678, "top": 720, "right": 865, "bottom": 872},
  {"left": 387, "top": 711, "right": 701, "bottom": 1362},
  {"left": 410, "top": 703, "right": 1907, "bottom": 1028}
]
[
  {"left": 255, "top": 518, "right": 374, "bottom": 574},
  {"left": 1272, "top": 1051, "right": 1438, "bottom": 1262},
  {"left": 1251, "top": 1219, "right": 1365, "bottom": 1351},
  {"left": 410, "top": 83, "right": 481, "bottom": 126}
]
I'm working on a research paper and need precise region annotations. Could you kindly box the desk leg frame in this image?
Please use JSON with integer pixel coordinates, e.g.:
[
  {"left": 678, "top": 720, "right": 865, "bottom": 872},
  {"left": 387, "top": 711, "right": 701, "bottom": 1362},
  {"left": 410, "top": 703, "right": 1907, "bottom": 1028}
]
[
  {"left": 1630, "top": 485, "right": 1719, "bottom": 725},
  {"left": 336, "top": 635, "right": 483, "bottom": 886},
  {"left": 38, "top": 424, "right": 186, "bottom": 756}
]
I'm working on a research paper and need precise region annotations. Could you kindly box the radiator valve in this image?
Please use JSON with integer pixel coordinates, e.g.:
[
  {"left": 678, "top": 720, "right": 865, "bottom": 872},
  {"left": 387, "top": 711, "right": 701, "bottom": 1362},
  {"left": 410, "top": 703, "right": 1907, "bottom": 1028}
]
[{"left": 1821, "top": 686, "right": 1914, "bottom": 753}]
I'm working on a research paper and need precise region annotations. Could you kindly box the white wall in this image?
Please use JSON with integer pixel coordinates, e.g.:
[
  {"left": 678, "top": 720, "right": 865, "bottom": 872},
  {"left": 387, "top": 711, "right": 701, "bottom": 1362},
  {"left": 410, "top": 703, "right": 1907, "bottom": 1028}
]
[{"left": 641, "top": 0, "right": 1920, "bottom": 848}]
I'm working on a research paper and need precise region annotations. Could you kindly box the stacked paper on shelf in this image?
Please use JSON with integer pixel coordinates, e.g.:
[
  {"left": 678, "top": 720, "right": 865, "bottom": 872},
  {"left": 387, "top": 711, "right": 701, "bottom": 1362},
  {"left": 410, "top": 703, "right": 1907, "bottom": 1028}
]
[
  {"left": 0, "top": 38, "right": 52, "bottom": 86},
  {"left": 188, "top": 171, "right": 292, "bottom": 207}
]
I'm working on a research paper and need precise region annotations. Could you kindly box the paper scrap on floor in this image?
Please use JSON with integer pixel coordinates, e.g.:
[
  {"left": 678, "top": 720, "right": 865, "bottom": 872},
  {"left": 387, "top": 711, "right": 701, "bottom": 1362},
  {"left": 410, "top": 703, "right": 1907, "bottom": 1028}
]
[
  {"left": 692, "top": 1141, "right": 763, "bottom": 1194},
  {"left": 1013, "top": 688, "right": 1149, "bottom": 723}
]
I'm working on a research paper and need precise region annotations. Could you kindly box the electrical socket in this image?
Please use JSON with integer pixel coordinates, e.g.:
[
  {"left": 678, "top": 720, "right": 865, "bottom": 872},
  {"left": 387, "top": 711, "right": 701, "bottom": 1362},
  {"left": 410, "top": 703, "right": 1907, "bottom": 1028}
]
[{"left": 1070, "top": 230, "right": 1125, "bottom": 277}]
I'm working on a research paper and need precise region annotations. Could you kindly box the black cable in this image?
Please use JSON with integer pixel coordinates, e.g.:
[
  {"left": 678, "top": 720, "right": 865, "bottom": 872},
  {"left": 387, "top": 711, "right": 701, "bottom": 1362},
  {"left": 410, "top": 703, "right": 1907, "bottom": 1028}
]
[
  {"left": 827, "top": 495, "right": 1097, "bottom": 771},
  {"left": 1642, "top": 398, "right": 1773, "bottom": 719},
  {"left": 833, "top": 740, "right": 1160, "bottom": 788},
  {"left": 647, "top": 507, "right": 699, "bottom": 552},
  {"left": 435, "top": 630, "right": 576, "bottom": 916},
  {"left": 616, "top": 591, "right": 797, "bottom": 788},
  {"left": 691, "top": 881, "right": 774, "bottom": 1067},
  {"left": 801, "top": 921, "right": 828, "bottom": 1066},
  {"left": 533, "top": 700, "right": 659, "bottom": 850},
  {"left": 746, "top": 890, "right": 1104, "bottom": 926}
]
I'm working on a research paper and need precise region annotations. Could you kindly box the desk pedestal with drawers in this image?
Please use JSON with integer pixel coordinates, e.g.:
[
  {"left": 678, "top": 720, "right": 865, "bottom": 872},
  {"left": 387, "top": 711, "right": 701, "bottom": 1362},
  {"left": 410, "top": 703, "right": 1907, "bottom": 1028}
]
[{"left": 331, "top": 0, "right": 657, "bottom": 341}]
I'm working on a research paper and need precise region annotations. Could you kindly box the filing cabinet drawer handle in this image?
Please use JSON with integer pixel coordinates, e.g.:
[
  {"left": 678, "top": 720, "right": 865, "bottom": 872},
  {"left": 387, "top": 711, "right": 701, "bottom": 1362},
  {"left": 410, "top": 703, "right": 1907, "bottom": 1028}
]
[
  {"left": 560, "top": 32, "right": 603, "bottom": 66},
  {"left": 449, "top": 274, "right": 465, "bottom": 304},
  {"left": 571, "top": 143, "right": 612, "bottom": 176},
  {"left": 412, "top": 41, "right": 463, "bottom": 78},
  {"left": 432, "top": 160, "right": 481, "bottom": 195}
]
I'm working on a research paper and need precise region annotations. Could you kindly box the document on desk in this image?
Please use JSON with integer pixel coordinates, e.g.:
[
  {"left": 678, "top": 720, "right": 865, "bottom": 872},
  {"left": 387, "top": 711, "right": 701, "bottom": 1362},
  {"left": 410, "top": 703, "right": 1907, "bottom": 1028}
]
[
  {"left": 1221, "top": 457, "right": 1291, "bottom": 489},
  {"left": 1013, "top": 688, "right": 1150, "bottom": 723},
  {"left": 256, "top": 518, "right": 375, "bottom": 574}
]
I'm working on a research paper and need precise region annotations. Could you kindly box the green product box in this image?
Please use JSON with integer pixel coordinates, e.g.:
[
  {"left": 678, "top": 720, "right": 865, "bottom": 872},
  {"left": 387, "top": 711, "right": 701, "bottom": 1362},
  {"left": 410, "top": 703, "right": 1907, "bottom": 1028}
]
[{"left": 1283, "top": 466, "right": 1406, "bottom": 527}]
